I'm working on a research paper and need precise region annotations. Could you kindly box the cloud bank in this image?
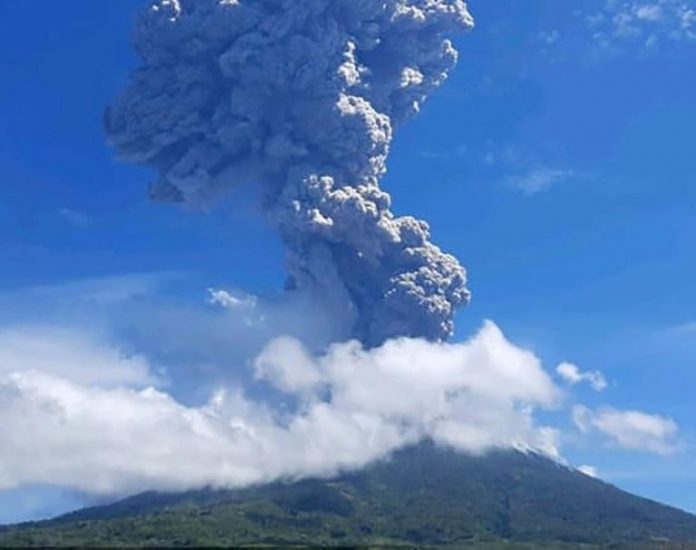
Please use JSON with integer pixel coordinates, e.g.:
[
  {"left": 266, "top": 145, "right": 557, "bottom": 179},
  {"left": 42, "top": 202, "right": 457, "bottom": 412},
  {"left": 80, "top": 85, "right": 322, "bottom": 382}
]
[
  {"left": 106, "top": 0, "right": 475, "bottom": 346},
  {"left": 0, "top": 319, "right": 559, "bottom": 495},
  {"left": 0, "top": 278, "right": 681, "bottom": 497}
]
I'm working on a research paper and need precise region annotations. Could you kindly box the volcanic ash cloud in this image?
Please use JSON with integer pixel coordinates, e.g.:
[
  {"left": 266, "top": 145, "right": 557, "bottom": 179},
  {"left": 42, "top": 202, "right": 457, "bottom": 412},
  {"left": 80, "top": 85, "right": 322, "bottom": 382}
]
[{"left": 106, "top": 0, "right": 473, "bottom": 346}]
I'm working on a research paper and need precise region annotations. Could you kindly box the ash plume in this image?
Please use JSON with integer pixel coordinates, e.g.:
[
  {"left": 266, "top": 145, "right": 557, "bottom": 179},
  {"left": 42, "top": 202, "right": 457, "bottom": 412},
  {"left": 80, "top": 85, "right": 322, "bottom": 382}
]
[{"left": 106, "top": 0, "right": 473, "bottom": 346}]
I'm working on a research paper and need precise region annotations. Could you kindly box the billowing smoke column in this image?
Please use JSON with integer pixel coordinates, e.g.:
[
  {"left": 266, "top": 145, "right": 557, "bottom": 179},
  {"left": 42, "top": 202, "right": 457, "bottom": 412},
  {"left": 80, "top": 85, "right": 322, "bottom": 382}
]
[{"left": 106, "top": 0, "right": 473, "bottom": 346}]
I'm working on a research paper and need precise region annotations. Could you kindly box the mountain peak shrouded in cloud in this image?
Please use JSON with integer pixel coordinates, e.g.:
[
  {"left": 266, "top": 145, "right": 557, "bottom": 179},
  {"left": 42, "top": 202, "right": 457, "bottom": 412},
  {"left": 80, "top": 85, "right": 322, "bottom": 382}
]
[{"left": 105, "top": 0, "right": 473, "bottom": 347}]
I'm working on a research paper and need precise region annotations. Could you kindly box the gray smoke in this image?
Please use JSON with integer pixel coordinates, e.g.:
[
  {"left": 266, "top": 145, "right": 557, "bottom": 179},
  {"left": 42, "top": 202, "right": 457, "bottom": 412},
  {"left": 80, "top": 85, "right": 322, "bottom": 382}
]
[{"left": 106, "top": 0, "right": 473, "bottom": 346}]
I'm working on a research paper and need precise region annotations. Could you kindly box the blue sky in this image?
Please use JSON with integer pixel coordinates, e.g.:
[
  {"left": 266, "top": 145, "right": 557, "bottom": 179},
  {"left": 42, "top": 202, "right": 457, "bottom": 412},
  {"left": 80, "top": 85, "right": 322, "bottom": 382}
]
[{"left": 1, "top": 0, "right": 695, "bottom": 523}]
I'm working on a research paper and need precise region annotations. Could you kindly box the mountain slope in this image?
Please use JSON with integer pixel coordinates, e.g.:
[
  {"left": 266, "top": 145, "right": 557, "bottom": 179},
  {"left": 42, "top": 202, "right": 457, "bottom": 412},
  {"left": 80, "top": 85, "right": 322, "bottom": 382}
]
[{"left": 2, "top": 443, "right": 696, "bottom": 548}]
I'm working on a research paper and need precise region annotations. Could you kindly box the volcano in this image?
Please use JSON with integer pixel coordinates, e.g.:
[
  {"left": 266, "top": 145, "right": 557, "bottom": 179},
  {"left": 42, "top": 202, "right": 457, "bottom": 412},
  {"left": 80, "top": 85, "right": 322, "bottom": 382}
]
[{"left": 2, "top": 443, "right": 695, "bottom": 548}]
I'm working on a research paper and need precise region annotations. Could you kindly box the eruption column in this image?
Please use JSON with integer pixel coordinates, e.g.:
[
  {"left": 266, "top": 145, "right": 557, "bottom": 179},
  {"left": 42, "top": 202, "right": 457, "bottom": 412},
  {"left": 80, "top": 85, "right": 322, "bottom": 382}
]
[{"left": 106, "top": 0, "right": 473, "bottom": 346}]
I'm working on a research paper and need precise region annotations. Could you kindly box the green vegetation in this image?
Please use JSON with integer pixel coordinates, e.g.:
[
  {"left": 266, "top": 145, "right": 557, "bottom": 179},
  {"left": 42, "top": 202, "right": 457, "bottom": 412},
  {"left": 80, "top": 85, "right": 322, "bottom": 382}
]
[{"left": 2, "top": 444, "right": 695, "bottom": 548}]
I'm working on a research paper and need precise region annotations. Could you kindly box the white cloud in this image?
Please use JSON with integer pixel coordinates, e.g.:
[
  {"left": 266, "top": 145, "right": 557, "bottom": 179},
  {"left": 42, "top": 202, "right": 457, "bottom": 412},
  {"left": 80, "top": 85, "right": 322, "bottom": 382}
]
[
  {"left": 578, "top": 464, "right": 600, "bottom": 478},
  {"left": 573, "top": 405, "right": 680, "bottom": 456},
  {"left": 556, "top": 362, "right": 608, "bottom": 392},
  {"left": 0, "top": 321, "right": 561, "bottom": 495},
  {"left": 253, "top": 337, "right": 325, "bottom": 396},
  {"left": 0, "top": 277, "right": 681, "bottom": 500},
  {"left": 208, "top": 288, "right": 258, "bottom": 310},
  {"left": 636, "top": 4, "right": 663, "bottom": 21},
  {"left": 587, "top": 0, "right": 696, "bottom": 50},
  {"left": 508, "top": 167, "right": 575, "bottom": 195}
]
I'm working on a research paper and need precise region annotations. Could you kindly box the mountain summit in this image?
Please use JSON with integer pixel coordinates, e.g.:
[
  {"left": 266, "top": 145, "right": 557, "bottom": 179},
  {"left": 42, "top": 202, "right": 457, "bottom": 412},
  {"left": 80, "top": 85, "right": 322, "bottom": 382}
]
[{"left": 2, "top": 443, "right": 695, "bottom": 548}]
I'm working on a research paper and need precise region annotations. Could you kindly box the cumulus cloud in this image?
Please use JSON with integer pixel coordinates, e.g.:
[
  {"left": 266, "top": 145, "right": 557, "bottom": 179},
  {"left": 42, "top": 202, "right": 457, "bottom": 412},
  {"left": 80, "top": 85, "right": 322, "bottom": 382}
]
[
  {"left": 587, "top": 0, "right": 696, "bottom": 50},
  {"left": 106, "top": 0, "right": 476, "bottom": 346},
  {"left": 0, "top": 277, "right": 682, "bottom": 498},
  {"left": 0, "top": 321, "right": 561, "bottom": 495},
  {"left": 556, "top": 362, "right": 608, "bottom": 392},
  {"left": 573, "top": 405, "right": 680, "bottom": 456}
]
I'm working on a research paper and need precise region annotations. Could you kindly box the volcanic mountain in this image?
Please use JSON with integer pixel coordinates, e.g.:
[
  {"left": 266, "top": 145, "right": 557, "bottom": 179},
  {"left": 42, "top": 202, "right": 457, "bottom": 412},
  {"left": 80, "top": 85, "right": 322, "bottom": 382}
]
[{"left": 2, "top": 443, "right": 695, "bottom": 548}]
